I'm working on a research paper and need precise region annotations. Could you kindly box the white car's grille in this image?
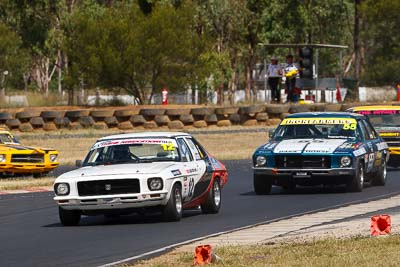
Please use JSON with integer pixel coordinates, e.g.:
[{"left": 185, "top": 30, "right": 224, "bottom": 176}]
[{"left": 77, "top": 179, "right": 140, "bottom": 196}]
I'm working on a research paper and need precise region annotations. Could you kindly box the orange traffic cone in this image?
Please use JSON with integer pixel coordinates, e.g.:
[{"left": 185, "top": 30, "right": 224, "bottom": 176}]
[
  {"left": 194, "top": 245, "right": 212, "bottom": 265},
  {"left": 371, "top": 214, "right": 391, "bottom": 236}
]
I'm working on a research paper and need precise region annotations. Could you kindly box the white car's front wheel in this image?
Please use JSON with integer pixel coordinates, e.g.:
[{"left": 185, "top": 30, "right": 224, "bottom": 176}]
[
  {"left": 59, "top": 207, "right": 81, "bottom": 226},
  {"left": 162, "top": 183, "right": 182, "bottom": 221},
  {"left": 201, "top": 178, "right": 221, "bottom": 214}
]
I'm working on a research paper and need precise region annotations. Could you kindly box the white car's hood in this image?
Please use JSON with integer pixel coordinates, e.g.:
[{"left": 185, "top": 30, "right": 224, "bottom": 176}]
[
  {"left": 273, "top": 139, "right": 347, "bottom": 154},
  {"left": 59, "top": 162, "right": 175, "bottom": 179}
]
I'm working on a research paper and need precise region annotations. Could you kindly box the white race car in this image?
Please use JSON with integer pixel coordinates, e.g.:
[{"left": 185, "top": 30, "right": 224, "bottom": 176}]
[{"left": 53, "top": 132, "right": 228, "bottom": 226}]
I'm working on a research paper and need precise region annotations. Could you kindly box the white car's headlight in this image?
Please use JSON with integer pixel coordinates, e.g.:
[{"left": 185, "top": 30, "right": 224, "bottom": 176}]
[
  {"left": 340, "top": 156, "right": 352, "bottom": 167},
  {"left": 50, "top": 154, "right": 57, "bottom": 162},
  {"left": 0, "top": 154, "right": 5, "bottom": 162},
  {"left": 54, "top": 183, "right": 70, "bottom": 196},
  {"left": 147, "top": 178, "right": 163, "bottom": 191},
  {"left": 256, "top": 156, "right": 267, "bottom": 166}
]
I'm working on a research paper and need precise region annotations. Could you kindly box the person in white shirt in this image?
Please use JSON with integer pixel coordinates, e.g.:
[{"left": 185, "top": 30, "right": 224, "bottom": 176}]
[
  {"left": 267, "top": 56, "right": 282, "bottom": 103},
  {"left": 283, "top": 54, "right": 299, "bottom": 103}
]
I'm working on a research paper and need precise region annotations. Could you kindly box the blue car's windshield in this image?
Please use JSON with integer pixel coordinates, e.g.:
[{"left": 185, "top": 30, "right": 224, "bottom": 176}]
[{"left": 273, "top": 118, "right": 358, "bottom": 141}]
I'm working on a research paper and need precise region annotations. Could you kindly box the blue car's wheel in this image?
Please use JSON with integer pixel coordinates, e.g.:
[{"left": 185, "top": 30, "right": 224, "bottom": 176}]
[
  {"left": 254, "top": 174, "right": 272, "bottom": 195},
  {"left": 372, "top": 159, "right": 387, "bottom": 186},
  {"left": 346, "top": 162, "right": 364, "bottom": 192}
]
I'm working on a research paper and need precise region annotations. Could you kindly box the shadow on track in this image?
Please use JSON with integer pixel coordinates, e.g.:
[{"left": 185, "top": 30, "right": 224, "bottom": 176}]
[
  {"left": 42, "top": 208, "right": 203, "bottom": 227},
  {"left": 240, "top": 184, "right": 372, "bottom": 196}
]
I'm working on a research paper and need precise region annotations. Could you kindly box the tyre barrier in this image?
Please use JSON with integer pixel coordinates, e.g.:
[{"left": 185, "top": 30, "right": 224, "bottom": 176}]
[
  {"left": 0, "top": 103, "right": 362, "bottom": 132},
  {"left": 90, "top": 110, "right": 115, "bottom": 122},
  {"left": 130, "top": 115, "right": 146, "bottom": 126},
  {"left": 65, "top": 110, "right": 90, "bottom": 122},
  {"left": 104, "top": 116, "right": 119, "bottom": 128},
  {"left": 114, "top": 109, "right": 138, "bottom": 122},
  {"left": 40, "top": 111, "right": 65, "bottom": 121},
  {"left": 0, "top": 112, "right": 13, "bottom": 124},
  {"left": 118, "top": 121, "right": 134, "bottom": 130},
  {"left": 30, "top": 117, "right": 44, "bottom": 128}
]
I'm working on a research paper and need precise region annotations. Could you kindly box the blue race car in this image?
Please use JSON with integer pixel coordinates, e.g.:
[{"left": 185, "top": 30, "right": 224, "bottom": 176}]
[{"left": 253, "top": 112, "right": 389, "bottom": 194}]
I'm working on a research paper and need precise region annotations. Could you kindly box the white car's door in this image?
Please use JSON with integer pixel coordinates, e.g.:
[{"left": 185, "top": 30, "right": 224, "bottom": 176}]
[
  {"left": 176, "top": 137, "right": 199, "bottom": 201},
  {"left": 183, "top": 137, "right": 208, "bottom": 200}
]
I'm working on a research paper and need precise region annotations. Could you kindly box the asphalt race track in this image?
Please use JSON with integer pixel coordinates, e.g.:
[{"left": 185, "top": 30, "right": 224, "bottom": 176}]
[{"left": 2, "top": 160, "right": 400, "bottom": 267}]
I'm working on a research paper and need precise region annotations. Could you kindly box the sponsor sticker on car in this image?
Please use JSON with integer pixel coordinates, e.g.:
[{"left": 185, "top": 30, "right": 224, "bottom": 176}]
[
  {"left": 281, "top": 117, "right": 356, "bottom": 125},
  {"left": 91, "top": 139, "right": 178, "bottom": 150}
]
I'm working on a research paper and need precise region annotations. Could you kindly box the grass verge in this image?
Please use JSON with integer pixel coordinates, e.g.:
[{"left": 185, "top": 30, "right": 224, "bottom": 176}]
[
  {"left": 133, "top": 235, "right": 400, "bottom": 267},
  {"left": 0, "top": 177, "right": 55, "bottom": 191},
  {"left": 20, "top": 132, "right": 268, "bottom": 165},
  {"left": 1, "top": 132, "right": 267, "bottom": 190}
]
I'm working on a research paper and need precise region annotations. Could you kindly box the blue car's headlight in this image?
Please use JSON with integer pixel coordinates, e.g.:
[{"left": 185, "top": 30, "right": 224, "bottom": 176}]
[
  {"left": 256, "top": 156, "right": 267, "bottom": 166},
  {"left": 340, "top": 156, "right": 352, "bottom": 167}
]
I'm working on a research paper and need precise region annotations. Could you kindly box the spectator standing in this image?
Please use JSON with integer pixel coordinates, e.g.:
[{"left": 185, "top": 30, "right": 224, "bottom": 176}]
[
  {"left": 267, "top": 56, "right": 282, "bottom": 103},
  {"left": 283, "top": 54, "right": 299, "bottom": 103}
]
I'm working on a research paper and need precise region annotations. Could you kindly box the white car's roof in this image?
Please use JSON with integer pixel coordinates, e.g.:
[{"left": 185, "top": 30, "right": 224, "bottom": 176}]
[{"left": 97, "top": 132, "right": 191, "bottom": 141}]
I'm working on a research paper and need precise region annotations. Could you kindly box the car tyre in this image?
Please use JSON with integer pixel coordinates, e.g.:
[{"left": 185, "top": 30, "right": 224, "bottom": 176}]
[
  {"left": 201, "top": 178, "right": 221, "bottom": 214},
  {"left": 346, "top": 162, "right": 364, "bottom": 192},
  {"left": 162, "top": 183, "right": 182, "bottom": 221},
  {"left": 59, "top": 207, "right": 81, "bottom": 226},
  {"left": 371, "top": 158, "right": 387, "bottom": 186},
  {"left": 254, "top": 174, "right": 272, "bottom": 195}
]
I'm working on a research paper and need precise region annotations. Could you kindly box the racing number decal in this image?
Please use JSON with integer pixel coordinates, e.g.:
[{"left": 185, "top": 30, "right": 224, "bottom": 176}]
[
  {"left": 366, "top": 153, "right": 375, "bottom": 172},
  {"left": 188, "top": 176, "right": 195, "bottom": 198},
  {"left": 343, "top": 123, "right": 356, "bottom": 130},
  {"left": 161, "top": 143, "right": 174, "bottom": 151}
]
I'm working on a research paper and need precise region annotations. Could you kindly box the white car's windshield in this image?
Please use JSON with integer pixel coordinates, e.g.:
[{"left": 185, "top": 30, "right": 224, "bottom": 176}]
[
  {"left": 83, "top": 138, "right": 180, "bottom": 166},
  {"left": 273, "top": 117, "right": 357, "bottom": 140}
]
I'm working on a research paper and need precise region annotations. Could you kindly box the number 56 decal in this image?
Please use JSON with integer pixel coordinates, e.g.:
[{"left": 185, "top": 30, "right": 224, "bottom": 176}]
[{"left": 343, "top": 123, "right": 356, "bottom": 130}]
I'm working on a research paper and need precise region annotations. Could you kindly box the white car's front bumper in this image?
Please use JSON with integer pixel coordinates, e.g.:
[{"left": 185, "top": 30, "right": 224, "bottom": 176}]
[{"left": 54, "top": 191, "right": 169, "bottom": 210}]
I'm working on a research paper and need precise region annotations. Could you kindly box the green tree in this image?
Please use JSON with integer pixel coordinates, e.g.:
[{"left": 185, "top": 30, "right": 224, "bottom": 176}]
[
  {"left": 0, "top": 22, "right": 28, "bottom": 95},
  {"left": 68, "top": 2, "right": 210, "bottom": 104},
  {"left": 361, "top": 0, "right": 400, "bottom": 86},
  {"left": 0, "top": 1, "right": 66, "bottom": 94}
]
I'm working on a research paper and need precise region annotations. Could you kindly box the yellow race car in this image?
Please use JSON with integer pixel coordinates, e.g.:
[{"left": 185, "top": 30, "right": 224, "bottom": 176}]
[
  {"left": 0, "top": 129, "right": 59, "bottom": 177},
  {"left": 347, "top": 105, "right": 400, "bottom": 166}
]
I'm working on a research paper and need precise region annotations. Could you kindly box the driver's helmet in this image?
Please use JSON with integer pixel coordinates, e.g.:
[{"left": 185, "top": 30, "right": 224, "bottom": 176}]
[
  {"left": 295, "top": 125, "right": 310, "bottom": 136},
  {"left": 112, "top": 145, "right": 131, "bottom": 161}
]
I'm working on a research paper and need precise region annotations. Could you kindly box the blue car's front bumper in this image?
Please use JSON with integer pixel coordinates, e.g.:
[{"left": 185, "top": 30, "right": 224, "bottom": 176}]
[{"left": 253, "top": 167, "right": 356, "bottom": 186}]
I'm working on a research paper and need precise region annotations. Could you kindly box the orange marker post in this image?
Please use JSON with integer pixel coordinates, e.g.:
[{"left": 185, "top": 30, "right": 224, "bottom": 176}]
[
  {"left": 194, "top": 245, "right": 212, "bottom": 265},
  {"left": 371, "top": 214, "right": 391, "bottom": 236}
]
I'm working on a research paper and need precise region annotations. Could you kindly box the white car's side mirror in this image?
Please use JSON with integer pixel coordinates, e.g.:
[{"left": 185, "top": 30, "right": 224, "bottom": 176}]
[{"left": 75, "top": 160, "right": 83, "bottom": 168}]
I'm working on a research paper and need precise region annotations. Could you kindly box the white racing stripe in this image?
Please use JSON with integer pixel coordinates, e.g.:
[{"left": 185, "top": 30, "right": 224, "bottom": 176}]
[{"left": 273, "top": 139, "right": 346, "bottom": 154}]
